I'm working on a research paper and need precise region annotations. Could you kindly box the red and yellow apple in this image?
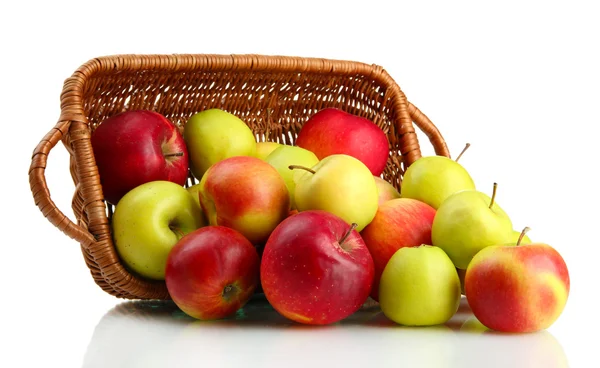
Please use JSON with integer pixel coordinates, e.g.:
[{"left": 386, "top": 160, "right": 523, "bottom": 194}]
[
  {"left": 165, "top": 226, "right": 260, "bottom": 320},
  {"left": 91, "top": 110, "right": 189, "bottom": 205},
  {"left": 197, "top": 156, "right": 290, "bottom": 245},
  {"left": 360, "top": 198, "right": 437, "bottom": 301},
  {"left": 295, "top": 108, "right": 390, "bottom": 176},
  {"left": 465, "top": 233, "right": 570, "bottom": 333},
  {"left": 260, "top": 210, "right": 374, "bottom": 325}
]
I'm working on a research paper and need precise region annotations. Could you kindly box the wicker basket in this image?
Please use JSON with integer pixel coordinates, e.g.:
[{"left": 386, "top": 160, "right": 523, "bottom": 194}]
[{"left": 29, "top": 54, "right": 450, "bottom": 300}]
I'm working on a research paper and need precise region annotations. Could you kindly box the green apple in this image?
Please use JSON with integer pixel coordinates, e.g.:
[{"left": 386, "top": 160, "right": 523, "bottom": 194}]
[
  {"left": 265, "top": 145, "right": 319, "bottom": 209},
  {"left": 400, "top": 148, "right": 475, "bottom": 209},
  {"left": 379, "top": 245, "right": 461, "bottom": 326},
  {"left": 183, "top": 108, "right": 257, "bottom": 179},
  {"left": 431, "top": 183, "right": 514, "bottom": 269},
  {"left": 254, "top": 141, "right": 282, "bottom": 160},
  {"left": 112, "top": 181, "right": 206, "bottom": 280},
  {"left": 292, "top": 154, "right": 378, "bottom": 232}
]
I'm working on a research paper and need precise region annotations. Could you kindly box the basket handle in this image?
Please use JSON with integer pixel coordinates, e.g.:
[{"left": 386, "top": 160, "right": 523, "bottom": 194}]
[
  {"left": 29, "top": 121, "right": 96, "bottom": 246},
  {"left": 408, "top": 102, "right": 450, "bottom": 158}
]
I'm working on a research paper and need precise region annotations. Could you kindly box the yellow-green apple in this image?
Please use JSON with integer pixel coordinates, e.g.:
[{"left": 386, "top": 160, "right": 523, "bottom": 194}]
[
  {"left": 186, "top": 183, "right": 202, "bottom": 210},
  {"left": 295, "top": 107, "right": 390, "bottom": 176},
  {"left": 511, "top": 229, "right": 532, "bottom": 244},
  {"left": 374, "top": 176, "right": 400, "bottom": 204},
  {"left": 91, "top": 110, "right": 189, "bottom": 205},
  {"left": 379, "top": 245, "right": 461, "bottom": 326},
  {"left": 260, "top": 210, "right": 374, "bottom": 325},
  {"left": 198, "top": 156, "right": 289, "bottom": 245},
  {"left": 112, "top": 181, "right": 205, "bottom": 280},
  {"left": 183, "top": 108, "right": 256, "bottom": 179},
  {"left": 431, "top": 183, "right": 514, "bottom": 269},
  {"left": 400, "top": 146, "right": 475, "bottom": 209},
  {"left": 165, "top": 226, "right": 260, "bottom": 320},
  {"left": 254, "top": 141, "right": 282, "bottom": 160},
  {"left": 360, "top": 198, "right": 436, "bottom": 301},
  {"left": 291, "top": 154, "right": 378, "bottom": 232},
  {"left": 465, "top": 229, "right": 570, "bottom": 333},
  {"left": 265, "top": 145, "right": 319, "bottom": 209}
]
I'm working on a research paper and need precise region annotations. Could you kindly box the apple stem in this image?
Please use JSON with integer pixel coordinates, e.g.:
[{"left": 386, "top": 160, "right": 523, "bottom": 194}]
[
  {"left": 339, "top": 223, "right": 358, "bottom": 247},
  {"left": 489, "top": 182, "right": 498, "bottom": 209},
  {"left": 164, "top": 152, "right": 184, "bottom": 158},
  {"left": 455, "top": 143, "right": 471, "bottom": 162},
  {"left": 517, "top": 227, "right": 531, "bottom": 246},
  {"left": 288, "top": 165, "right": 316, "bottom": 174}
]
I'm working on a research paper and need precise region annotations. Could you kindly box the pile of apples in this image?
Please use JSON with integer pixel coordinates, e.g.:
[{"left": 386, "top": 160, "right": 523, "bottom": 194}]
[{"left": 91, "top": 107, "right": 569, "bottom": 333}]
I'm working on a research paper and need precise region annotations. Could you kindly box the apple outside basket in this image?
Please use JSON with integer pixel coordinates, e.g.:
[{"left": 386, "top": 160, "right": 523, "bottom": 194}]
[{"left": 29, "top": 54, "right": 451, "bottom": 300}]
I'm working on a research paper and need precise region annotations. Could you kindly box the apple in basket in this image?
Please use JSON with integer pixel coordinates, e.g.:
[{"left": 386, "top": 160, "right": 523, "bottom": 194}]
[
  {"left": 295, "top": 108, "right": 390, "bottom": 176},
  {"left": 91, "top": 110, "right": 189, "bottom": 205}
]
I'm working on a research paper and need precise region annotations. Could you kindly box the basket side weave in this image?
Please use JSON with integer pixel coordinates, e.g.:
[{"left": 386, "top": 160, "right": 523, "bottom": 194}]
[{"left": 30, "top": 54, "right": 449, "bottom": 300}]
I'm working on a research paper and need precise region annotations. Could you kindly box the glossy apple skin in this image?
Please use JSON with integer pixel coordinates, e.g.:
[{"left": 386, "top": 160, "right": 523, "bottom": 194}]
[
  {"left": 465, "top": 243, "right": 570, "bottom": 333},
  {"left": 261, "top": 210, "right": 375, "bottom": 325},
  {"left": 293, "top": 154, "right": 378, "bottom": 232},
  {"left": 112, "top": 181, "right": 205, "bottom": 280},
  {"left": 379, "top": 245, "right": 461, "bottom": 326},
  {"left": 165, "top": 226, "right": 260, "bottom": 320},
  {"left": 91, "top": 110, "right": 189, "bottom": 205},
  {"left": 198, "top": 156, "right": 290, "bottom": 245},
  {"left": 374, "top": 176, "right": 401, "bottom": 204},
  {"left": 184, "top": 108, "right": 257, "bottom": 179},
  {"left": 360, "top": 198, "right": 436, "bottom": 301},
  {"left": 431, "top": 189, "right": 514, "bottom": 269},
  {"left": 295, "top": 108, "right": 389, "bottom": 176},
  {"left": 400, "top": 156, "right": 475, "bottom": 210}
]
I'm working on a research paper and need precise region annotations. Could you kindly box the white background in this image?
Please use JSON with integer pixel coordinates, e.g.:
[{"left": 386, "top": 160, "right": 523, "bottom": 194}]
[{"left": 2, "top": 1, "right": 598, "bottom": 367}]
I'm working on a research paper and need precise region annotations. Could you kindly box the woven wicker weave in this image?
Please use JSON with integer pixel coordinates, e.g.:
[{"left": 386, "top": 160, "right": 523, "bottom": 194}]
[{"left": 29, "top": 54, "right": 449, "bottom": 300}]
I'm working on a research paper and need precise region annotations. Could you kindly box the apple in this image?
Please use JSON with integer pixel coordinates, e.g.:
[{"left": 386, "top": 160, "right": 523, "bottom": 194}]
[
  {"left": 431, "top": 183, "right": 514, "bottom": 269},
  {"left": 295, "top": 107, "right": 390, "bottom": 176},
  {"left": 465, "top": 228, "right": 570, "bottom": 333},
  {"left": 291, "top": 154, "right": 378, "bottom": 232},
  {"left": 400, "top": 144, "right": 475, "bottom": 209},
  {"left": 186, "top": 183, "right": 202, "bottom": 210},
  {"left": 260, "top": 210, "right": 374, "bottom": 325},
  {"left": 183, "top": 108, "right": 257, "bottom": 179},
  {"left": 198, "top": 156, "right": 290, "bottom": 245},
  {"left": 379, "top": 245, "right": 461, "bottom": 326},
  {"left": 91, "top": 110, "right": 189, "bottom": 205},
  {"left": 374, "top": 176, "right": 401, "bottom": 204},
  {"left": 360, "top": 198, "right": 436, "bottom": 301},
  {"left": 265, "top": 145, "right": 319, "bottom": 209},
  {"left": 112, "top": 181, "right": 206, "bottom": 280},
  {"left": 165, "top": 226, "right": 260, "bottom": 320},
  {"left": 254, "top": 141, "right": 282, "bottom": 160}
]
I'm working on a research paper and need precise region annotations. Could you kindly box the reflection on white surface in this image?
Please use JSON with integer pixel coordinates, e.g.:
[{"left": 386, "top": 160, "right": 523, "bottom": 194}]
[{"left": 82, "top": 295, "right": 568, "bottom": 368}]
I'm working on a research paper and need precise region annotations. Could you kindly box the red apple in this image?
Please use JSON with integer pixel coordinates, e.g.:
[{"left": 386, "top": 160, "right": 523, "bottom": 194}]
[
  {"left": 197, "top": 156, "right": 290, "bottom": 245},
  {"left": 91, "top": 110, "right": 188, "bottom": 205},
  {"left": 465, "top": 231, "right": 570, "bottom": 333},
  {"left": 295, "top": 108, "right": 389, "bottom": 176},
  {"left": 360, "top": 198, "right": 436, "bottom": 301},
  {"left": 165, "top": 226, "right": 260, "bottom": 320},
  {"left": 260, "top": 210, "right": 374, "bottom": 325}
]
